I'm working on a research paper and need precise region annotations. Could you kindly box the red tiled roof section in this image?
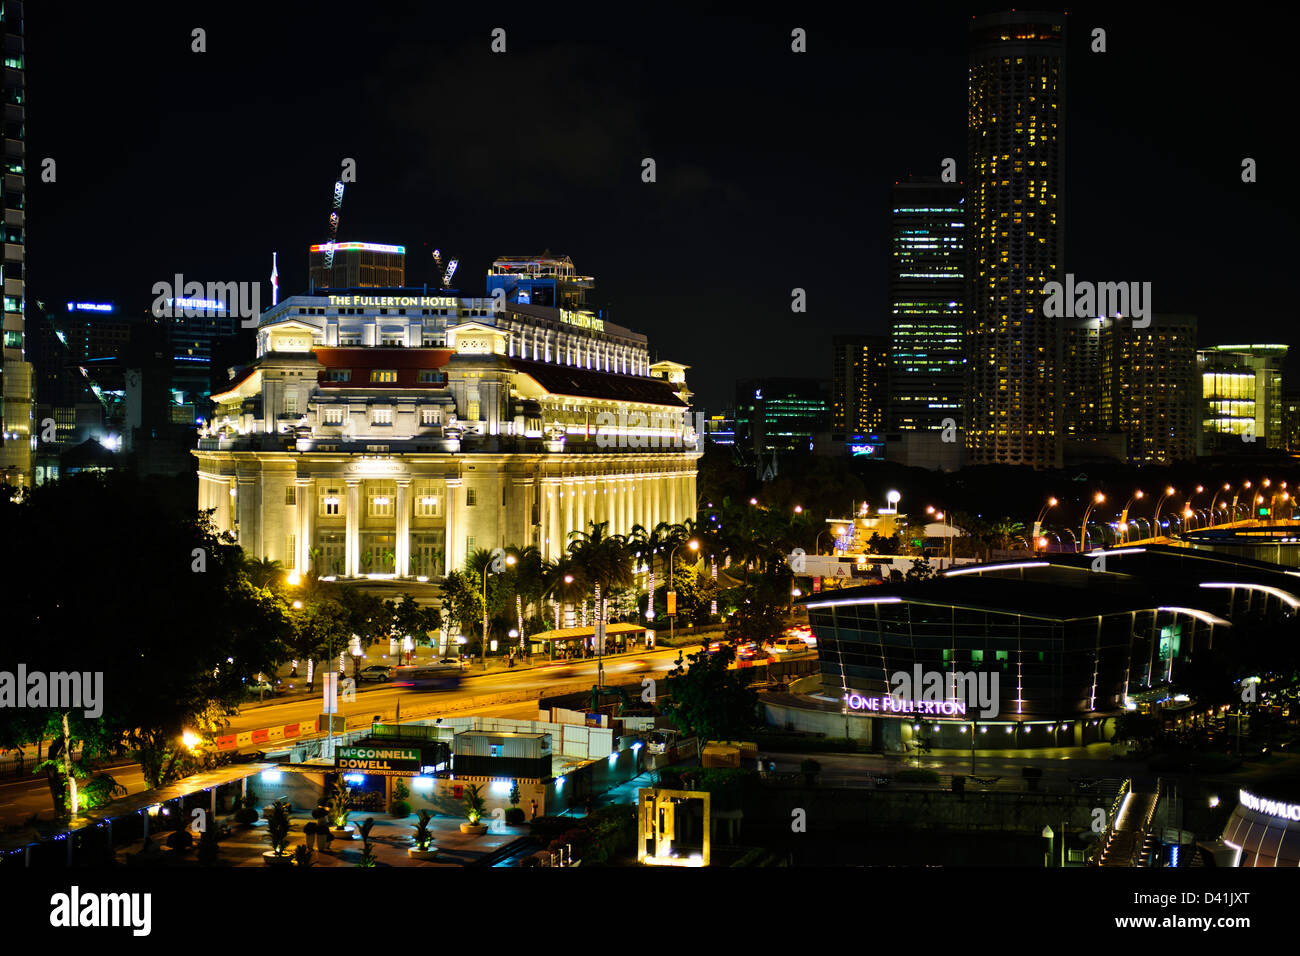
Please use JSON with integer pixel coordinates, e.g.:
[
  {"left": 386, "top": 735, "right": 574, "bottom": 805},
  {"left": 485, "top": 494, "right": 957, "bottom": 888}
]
[
  {"left": 315, "top": 347, "right": 454, "bottom": 388},
  {"left": 510, "top": 357, "right": 688, "bottom": 406}
]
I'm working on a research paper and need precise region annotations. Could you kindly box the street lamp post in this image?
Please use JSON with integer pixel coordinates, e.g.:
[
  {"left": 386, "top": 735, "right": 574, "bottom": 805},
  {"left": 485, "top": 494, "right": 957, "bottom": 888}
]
[
  {"left": 1119, "top": 491, "right": 1144, "bottom": 545},
  {"left": 481, "top": 553, "right": 517, "bottom": 668},
  {"left": 1033, "top": 497, "right": 1058, "bottom": 551},
  {"left": 1182, "top": 485, "right": 1205, "bottom": 532},
  {"left": 1230, "top": 480, "right": 1252, "bottom": 524},
  {"left": 668, "top": 539, "right": 700, "bottom": 644},
  {"left": 1081, "top": 493, "right": 1105, "bottom": 552},
  {"left": 1152, "top": 486, "right": 1176, "bottom": 537},
  {"left": 1208, "top": 483, "right": 1231, "bottom": 527},
  {"left": 927, "top": 507, "right": 954, "bottom": 567}
]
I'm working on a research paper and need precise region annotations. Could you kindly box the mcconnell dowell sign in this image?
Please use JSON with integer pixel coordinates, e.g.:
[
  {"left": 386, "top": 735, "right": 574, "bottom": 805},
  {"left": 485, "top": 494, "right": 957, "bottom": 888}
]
[{"left": 336, "top": 746, "right": 422, "bottom": 774}]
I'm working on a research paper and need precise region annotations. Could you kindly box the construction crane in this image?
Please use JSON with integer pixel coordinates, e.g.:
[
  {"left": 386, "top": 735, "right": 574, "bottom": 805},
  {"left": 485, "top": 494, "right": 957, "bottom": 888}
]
[
  {"left": 431, "top": 248, "right": 459, "bottom": 289},
  {"left": 323, "top": 179, "right": 345, "bottom": 269}
]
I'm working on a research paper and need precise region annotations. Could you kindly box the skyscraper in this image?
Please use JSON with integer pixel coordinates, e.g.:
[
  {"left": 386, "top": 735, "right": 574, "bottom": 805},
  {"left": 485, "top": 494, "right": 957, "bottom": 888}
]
[
  {"left": 965, "top": 10, "right": 1067, "bottom": 468},
  {"left": 831, "top": 335, "right": 889, "bottom": 437},
  {"left": 887, "top": 178, "right": 965, "bottom": 432},
  {"left": 1099, "top": 314, "right": 1198, "bottom": 465},
  {"left": 1, "top": 0, "right": 32, "bottom": 486}
]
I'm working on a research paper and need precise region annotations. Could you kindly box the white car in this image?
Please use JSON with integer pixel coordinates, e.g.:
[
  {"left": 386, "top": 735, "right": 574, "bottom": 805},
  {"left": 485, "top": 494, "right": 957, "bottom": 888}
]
[{"left": 772, "top": 637, "right": 810, "bottom": 655}]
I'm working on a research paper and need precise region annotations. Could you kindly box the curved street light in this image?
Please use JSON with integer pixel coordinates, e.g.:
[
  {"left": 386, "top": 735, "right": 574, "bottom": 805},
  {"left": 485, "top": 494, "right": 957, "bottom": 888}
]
[
  {"left": 1119, "top": 491, "right": 1144, "bottom": 545},
  {"left": 1152, "top": 486, "right": 1176, "bottom": 537},
  {"left": 1081, "top": 492, "right": 1105, "bottom": 552},
  {"left": 1208, "top": 482, "right": 1231, "bottom": 527},
  {"left": 1230, "top": 480, "right": 1252, "bottom": 524},
  {"left": 1034, "top": 497, "right": 1058, "bottom": 544}
]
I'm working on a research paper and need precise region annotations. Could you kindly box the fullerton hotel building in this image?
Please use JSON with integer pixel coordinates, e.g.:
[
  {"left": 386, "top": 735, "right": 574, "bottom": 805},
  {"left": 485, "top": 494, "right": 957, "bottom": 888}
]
[{"left": 193, "top": 247, "right": 700, "bottom": 580}]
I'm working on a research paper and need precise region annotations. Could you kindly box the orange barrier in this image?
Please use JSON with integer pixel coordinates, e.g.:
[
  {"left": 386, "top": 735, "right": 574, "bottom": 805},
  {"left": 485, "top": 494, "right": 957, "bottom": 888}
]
[{"left": 213, "top": 718, "right": 318, "bottom": 752}]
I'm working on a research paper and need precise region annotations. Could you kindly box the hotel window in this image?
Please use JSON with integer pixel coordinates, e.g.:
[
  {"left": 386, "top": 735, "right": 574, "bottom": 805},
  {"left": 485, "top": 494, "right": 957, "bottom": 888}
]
[
  {"left": 368, "top": 484, "right": 396, "bottom": 517},
  {"left": 421, "top": 335, "right": 442, "bottom": 347},
  {"left": 414, "top": 487, "right": 441, "bottom": 517},
  {"left": 326, "top": 369, "right": 351, "bottom": 382},
  {"left": 420, "top": 407, "right": 440, "bottom": 426},
  {"left": 467, "top": 399, "right": 480, "bottom": 420},
  {"left": 285, "top": 486, "right": 297, "bottom": 506},
  {"left": 371, "top": 370, "right": 398, "bottom": 383},
  {"left": 285, "top": 535, "right": 296, "bottom": 570},
  {"left": 320, "top": 486, "right": 343, "bottom": 516},
  {"left": 466, "top": 488, "right": 477, "bottom": 507},
  {"left": 373, "top": 408, "right": 393, "bottom": 425},
  {"left": 418, "top": 370, "right": 443, "bottom": 384},
  {"left": 323, "top": 407, "right": 344, "bottom": 425},
  {"left": 339, "top": 334, "right": 362, "bottom": 346},
  {"left": 466, "top": 536, "right": 476, "bottom": 553},
  {"left": 284, "top": 392, "right": 298, "bottom": 415},
  {"left": 380, "top": 334, "right": 404, "bottom": 346}
]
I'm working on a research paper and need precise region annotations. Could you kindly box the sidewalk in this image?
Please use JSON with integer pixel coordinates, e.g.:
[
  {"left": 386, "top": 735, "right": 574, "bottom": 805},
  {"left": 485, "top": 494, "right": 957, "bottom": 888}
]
[{"left": 115, "top": 808, "right": 528, "bottom": 867}]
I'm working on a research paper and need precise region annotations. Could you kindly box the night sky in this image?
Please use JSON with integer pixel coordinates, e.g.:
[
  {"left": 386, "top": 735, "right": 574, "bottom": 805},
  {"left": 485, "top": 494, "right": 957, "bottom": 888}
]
[{"left": 26, "top": 2, "right": 1299, "bottom": 410}]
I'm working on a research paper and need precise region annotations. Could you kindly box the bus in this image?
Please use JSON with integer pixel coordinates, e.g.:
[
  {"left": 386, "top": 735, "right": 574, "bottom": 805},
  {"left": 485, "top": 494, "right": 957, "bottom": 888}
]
[{"left": 392, "top": 663, "right": 462, "bottom": 690}]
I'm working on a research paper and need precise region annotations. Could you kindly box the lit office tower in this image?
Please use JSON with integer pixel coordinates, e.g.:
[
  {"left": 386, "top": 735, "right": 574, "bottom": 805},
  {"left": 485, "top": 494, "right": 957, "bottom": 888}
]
[
  {"left": 887, "top": 178, "right": 965, "bottom": 432},
  {"left": 0, "top": 1, "right": 32, "bottom": 487},
  {"left": 965, "top": 10, "right": 1067, "bottom": 468},
  {"left": 1099, "top": 315, "right": 1198, "bottom": 466},
  {"left": 1198, "top": 344, "right": 1287, "bottom": 452},
  {"left": 831, "top": 335, "right": 889, "bottom": 437}
]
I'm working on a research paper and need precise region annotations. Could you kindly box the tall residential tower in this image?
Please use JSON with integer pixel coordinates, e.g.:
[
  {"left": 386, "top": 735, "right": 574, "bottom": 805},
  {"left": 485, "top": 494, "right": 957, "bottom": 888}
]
[
  {"left": 965, "top": 10, "right": 1067, "bottom": 468},
  {"left": 0, "top": 0, "right": 32, "bottom": 486}
]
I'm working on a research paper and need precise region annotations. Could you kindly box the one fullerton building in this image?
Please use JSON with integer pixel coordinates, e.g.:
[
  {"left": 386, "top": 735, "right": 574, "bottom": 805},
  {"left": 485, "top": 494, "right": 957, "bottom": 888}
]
[{"left": 193, "top": 251, "right": 700, "bottom": 579}]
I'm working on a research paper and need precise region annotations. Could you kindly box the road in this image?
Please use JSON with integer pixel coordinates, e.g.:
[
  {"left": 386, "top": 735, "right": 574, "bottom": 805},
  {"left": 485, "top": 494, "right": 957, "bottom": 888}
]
[{"left": 0, "top": 646, "right": 696, "bottom": 827}]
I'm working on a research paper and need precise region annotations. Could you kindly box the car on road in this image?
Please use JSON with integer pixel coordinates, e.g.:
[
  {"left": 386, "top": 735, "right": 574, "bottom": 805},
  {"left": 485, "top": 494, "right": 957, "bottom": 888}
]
[
  {"left": 245, "top": 678, "right": 280, "bottom": 697},
  {"left": 785, "top": 625, "right": 817, "bottom": 647},
  {"left": 736, "top": 642, "right": 760, "bottom": 661},
  {"left": 772, "top": 637, "right": 810, "bottom": 655},
  {"left": 358, "top": 665, "right": 392, "bottom": 682}
]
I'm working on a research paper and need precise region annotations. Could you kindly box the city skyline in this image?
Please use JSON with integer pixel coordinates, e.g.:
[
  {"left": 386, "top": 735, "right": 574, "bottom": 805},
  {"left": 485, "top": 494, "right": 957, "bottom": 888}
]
[{"left": 19, "top": 4, "right": 1297, "bottom": 414}]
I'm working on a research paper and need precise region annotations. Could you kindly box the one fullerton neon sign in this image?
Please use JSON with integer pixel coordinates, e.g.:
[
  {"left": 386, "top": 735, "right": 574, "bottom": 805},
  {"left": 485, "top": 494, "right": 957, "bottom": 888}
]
[{"left": 845, "top": 694, "right": 968, "bottom": 716}]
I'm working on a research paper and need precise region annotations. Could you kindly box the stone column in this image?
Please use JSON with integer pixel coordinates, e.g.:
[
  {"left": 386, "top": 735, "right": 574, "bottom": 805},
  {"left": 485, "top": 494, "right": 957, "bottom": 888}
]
[
  {"left": 576, "top": 476, "right": 587, "bottom": 536},
  {"left": 395, "top": 479, "right": 411, "bottom": 577},
  {"left": 444, "top": 480, "right": 460, "bottom": 577},
  {"left": 238, "top": 477, "right": 258, "bottom": 556},
  {"left": 297, "top": 477, "right": 315, "bottom": 574},
  {"left": 345, "top": 480, "right": 361, "bottom": 577}
]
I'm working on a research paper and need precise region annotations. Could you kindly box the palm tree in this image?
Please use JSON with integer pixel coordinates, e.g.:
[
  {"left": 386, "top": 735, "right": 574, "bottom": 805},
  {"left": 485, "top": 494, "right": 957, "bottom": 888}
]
[
  {"left": 540, "top": 554, "right": 585, "bottom": 632},
  {"left": 567, "top": 520, "right": 634, "bottom": 612},
  {"left": 507, "top": 544, "right": 546, "bottom": 622},
  {"left": 243, "top": 556, "right": 285, "bottom": 590},
  {"left": 987, "top": 518, "right": 1026, "bottom": 552}
]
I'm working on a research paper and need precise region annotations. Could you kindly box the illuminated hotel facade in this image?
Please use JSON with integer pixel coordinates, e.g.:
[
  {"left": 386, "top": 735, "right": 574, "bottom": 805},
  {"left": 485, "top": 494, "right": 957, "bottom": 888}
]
[
  {"left": 965, "top": 10, "right": 1067, "bottom": 469},
  {"left": 193, "top": 252, "right": 700, "bottom": 578}
]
